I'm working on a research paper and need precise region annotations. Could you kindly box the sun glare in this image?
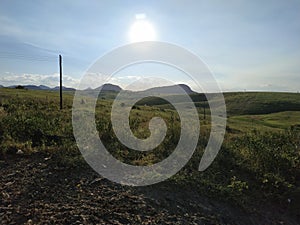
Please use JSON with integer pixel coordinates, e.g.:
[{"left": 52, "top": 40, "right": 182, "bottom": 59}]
[{"left": 129, "top": 17, "right": 156, "bottom": 42}]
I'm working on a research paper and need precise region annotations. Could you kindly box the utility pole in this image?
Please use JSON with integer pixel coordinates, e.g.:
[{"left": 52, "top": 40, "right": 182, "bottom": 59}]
[{"left": 59, "top": 54, "right": 63, "bottom": 110}]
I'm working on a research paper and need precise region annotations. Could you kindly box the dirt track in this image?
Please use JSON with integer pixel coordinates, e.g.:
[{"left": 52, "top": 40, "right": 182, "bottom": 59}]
[{"left": 0, "top": 153, "right": 298, "bottom": 225}]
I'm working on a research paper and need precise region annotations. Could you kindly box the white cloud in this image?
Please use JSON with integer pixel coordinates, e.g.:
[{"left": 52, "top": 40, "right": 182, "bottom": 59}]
[
  {"left": 0, "top": 73, "right": 79, "bottom": 88},
  {"left": 108, "top": 75, "right": 142, "bottom": 89}
]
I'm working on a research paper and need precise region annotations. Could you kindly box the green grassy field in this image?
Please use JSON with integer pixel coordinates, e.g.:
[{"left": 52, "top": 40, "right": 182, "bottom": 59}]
[
  {"left": 228, "top": 111, "right": 300, "bottom": 132},
  {"left": 0, "top": 88, "right": 299, "bottom": 218}
]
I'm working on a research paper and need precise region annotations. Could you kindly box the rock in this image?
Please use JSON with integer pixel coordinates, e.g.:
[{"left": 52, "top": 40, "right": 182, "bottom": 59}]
[
  {"left": 2, "top": 191, "right": 10, "bottom": 200},
  {"left": 90, "top": 178, "right": 103, "bottom": 185},
  {"left": 16, "top": 149, "right": 24, "bottom": 155},
  {"left": 5, "top": 181, "right": 15, "bottom": 186},
  {"left": 26, "top": 219, "right": 33, "bottom": 225}
]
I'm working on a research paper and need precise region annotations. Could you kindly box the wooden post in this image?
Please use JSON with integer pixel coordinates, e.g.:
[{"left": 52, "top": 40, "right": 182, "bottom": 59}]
[
  {"left": 59, "top": 55, "right": 63, "bottom": 110},
  {"left": 203, "top": 105, "right": 206, "bottom": 120}
]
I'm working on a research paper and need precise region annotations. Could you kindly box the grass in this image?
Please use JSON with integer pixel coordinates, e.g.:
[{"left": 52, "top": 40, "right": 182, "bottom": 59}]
[
  {"left": 0, "top": 88, "right": 299, "bottom": 217},
  {"left": 228, "top": 111, "right": 300, "bottom": 132},
  {"left": 223, "top": 92, "right": 300, "bottom": 115},
  {"left": 133, "top": 91, "right": 300, "bottom": 116}
]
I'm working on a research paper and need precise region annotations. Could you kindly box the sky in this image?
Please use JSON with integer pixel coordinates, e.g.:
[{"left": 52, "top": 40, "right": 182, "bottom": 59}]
[{"left": 0, "top": 0, "right": 299, "bottom": 92}]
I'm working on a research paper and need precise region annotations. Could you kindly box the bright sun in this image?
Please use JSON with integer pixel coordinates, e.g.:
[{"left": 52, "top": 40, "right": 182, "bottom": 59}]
[{"left": 129, "top": 18, "right": 156, "bottom": 42}]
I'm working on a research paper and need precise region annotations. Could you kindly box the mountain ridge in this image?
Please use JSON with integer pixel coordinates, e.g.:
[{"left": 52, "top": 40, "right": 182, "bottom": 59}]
[
  {"left": 0, "top": 83, "right": 196, "bottom": 94},
  {"left": 2, "top": 84, "right": 76, "bottom": 91},
  {"left": 143, "top": 83, "right": 195, "bottom": 94}
]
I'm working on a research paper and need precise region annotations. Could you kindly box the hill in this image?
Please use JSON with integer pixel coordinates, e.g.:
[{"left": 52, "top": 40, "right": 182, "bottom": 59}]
[
  {"left": 223, "top": 92, "right": 300, "bottom": 115},
  {"left": 131, "top": 91, "right": 300, "bottom": 116},
  {"left": 52, "top": 86, "right": 76, "bottom": 91},
  {"left": 2, "top": 82, "right": 300, "bottom": 116},
  {"left": 143, "top": 84, "right": 195, "bottom": 95},
  {"left": 4, "top": 84, "right": 75, "bottom": 91},
  {"left": 95, "top": 83, "right": 122, "bottom": 92}
]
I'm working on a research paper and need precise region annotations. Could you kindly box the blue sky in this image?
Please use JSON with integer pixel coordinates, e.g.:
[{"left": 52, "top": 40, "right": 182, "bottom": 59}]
[{"left": 0, "top": 0, "right": 299, "bottom": 91}]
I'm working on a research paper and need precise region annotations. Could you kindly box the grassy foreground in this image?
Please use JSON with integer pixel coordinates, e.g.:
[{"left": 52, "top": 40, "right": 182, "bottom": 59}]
[{"left": 0, "top": 88, "right": 299, "bottom": 224}]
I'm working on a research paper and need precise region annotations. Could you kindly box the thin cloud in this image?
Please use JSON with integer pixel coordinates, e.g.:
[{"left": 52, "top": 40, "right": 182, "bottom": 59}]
[{"left": 0, "top": 73, "right": 79, "bottom": 88}]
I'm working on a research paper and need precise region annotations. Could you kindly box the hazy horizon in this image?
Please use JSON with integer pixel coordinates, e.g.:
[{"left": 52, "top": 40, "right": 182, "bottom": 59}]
[{"left": 1, "top": 81, "right": 300, "bottom": 94}]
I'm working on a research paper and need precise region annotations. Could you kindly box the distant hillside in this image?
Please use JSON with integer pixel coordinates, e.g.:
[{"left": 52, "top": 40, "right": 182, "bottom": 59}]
[
  {"left": 223, "top": 92, "right": 300, "bottom": 115},
  {"left": 5, "top": 85, "right": 75, "bottom": 91},
  {"left": 95, "top": 83, "right": 122, "bottom": 92},
  {"left": 1, "top": 83, "right": 121, "bottom": 92},
  {"left": 52, "top": 86, "right": 76, "bottom": 91},
  {"left": 21, "top": 85, "right": 51, "bottom": 90},
  {"left": 37, "top": 85, "right": 50, "bottom": 90},
  {"left": 135, "top": 93, "right": 207, "bottom": 106},
  {"left": 144, "top": 84, "right": 195, "bottom": 95},
  {"left": 133, "top": 91, "right": 300, "bottom": 116},
  {"left": 79, "top": 84, "right": 122, "bottom": 99}
]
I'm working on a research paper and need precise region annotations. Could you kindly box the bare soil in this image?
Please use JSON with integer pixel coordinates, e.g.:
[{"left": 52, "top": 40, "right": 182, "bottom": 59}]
[{"left": 0, "top": 153, "right": 298, "bottom": 225}]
